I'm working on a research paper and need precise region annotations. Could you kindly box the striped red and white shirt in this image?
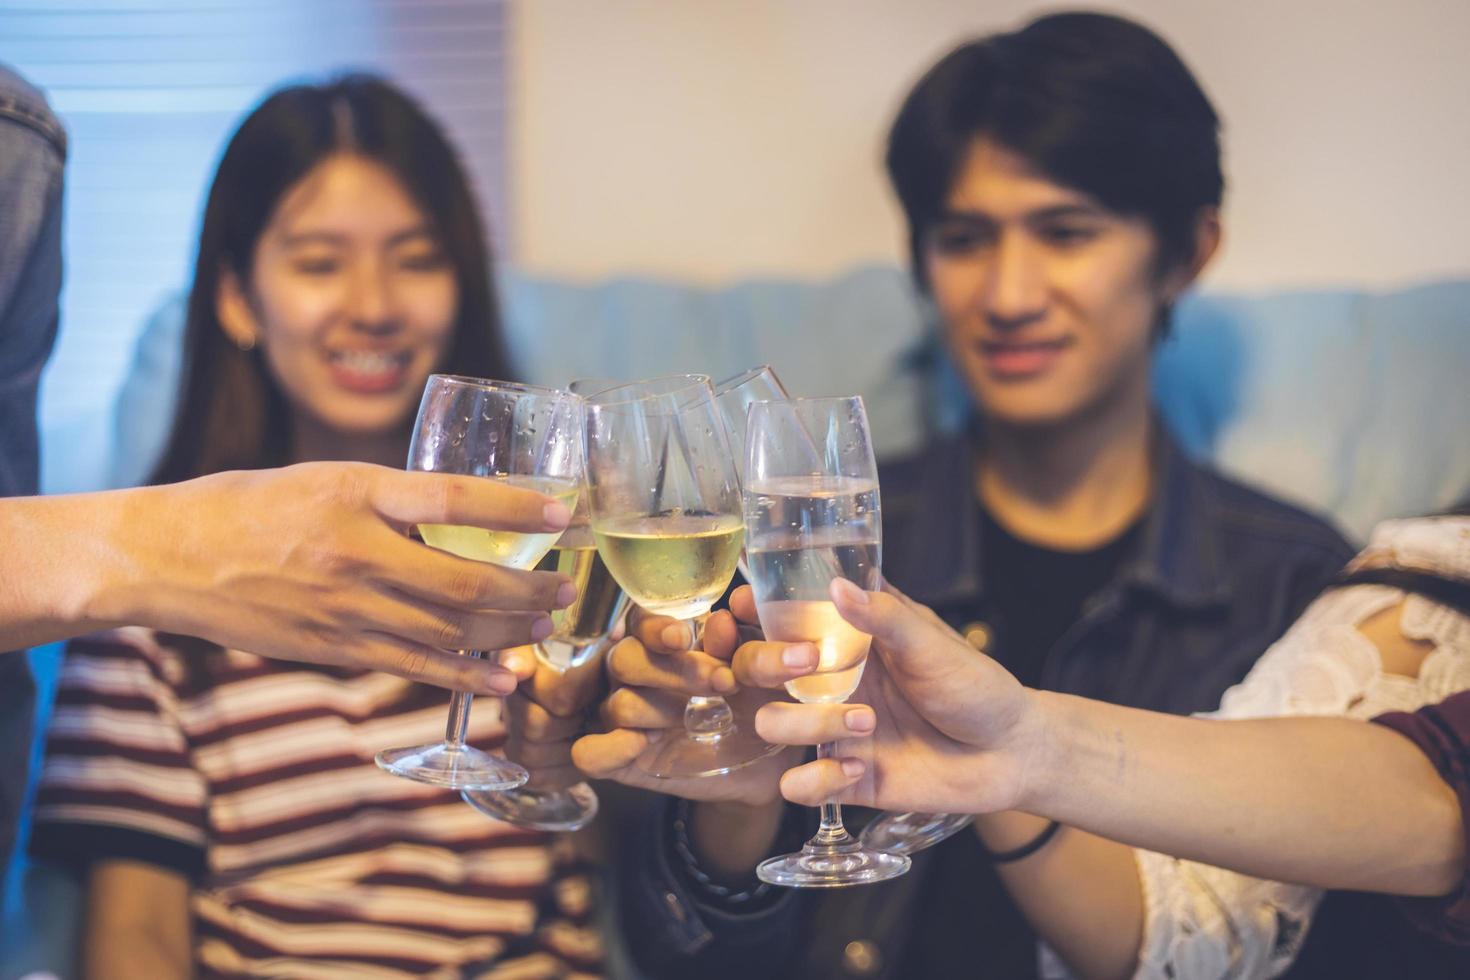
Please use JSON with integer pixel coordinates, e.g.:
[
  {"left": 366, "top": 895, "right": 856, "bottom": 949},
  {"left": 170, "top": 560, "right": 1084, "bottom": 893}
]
[{"left": 31, "top": 628, "right": 604, "bottom": 979}]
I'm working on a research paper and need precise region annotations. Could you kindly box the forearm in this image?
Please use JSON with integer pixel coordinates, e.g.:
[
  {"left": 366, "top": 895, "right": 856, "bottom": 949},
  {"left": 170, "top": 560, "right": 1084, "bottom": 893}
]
[
  {"left": 1024, "top": 691, "right": 1465, "bottom": 896},
  {"left": 978, "top": 812, "right": 1143, "bottom": 980},
  {"left": 87, "top": 928, "right": 192, "bottom": 980},
  {"left": 0, "top": 489, "right": 154, "bottom": 649},
  {"left": 85, "top": 862, "right": 192, "bottom": 979}
]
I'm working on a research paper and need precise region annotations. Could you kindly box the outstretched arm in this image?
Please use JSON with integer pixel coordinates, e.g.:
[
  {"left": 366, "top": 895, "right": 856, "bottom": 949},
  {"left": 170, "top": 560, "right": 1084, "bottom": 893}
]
[
  {"left": 0, "top": 462, "right": 575, "bottom": 692},
  {"left": 773, "top": 583, "right": 1462, "bottom": 895},
  {"left": 765, "top": 582, "right": 1465, "bottom": 978}
]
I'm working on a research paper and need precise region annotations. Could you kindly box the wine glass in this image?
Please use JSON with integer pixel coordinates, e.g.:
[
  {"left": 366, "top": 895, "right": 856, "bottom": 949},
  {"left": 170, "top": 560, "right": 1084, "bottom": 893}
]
[
  {"left": 744, "top": 396, "right": 910, "bottom": 887},
  {"left": 715, "top": 365, "right": 789, "bottom": 484},
  {"left": 376, "top": 376, "right": 583, "bottom": 791},
  {"left": 716, "top": 365, "right": 790, "bottom": 581},
  {"left": 583, "top": 374, "right": 779, "bottom": 778},
  {"left": 461, "top": 496, "right": 627, "bottom": 829},
  {"left": 460, "top": 379, "right": 630, "bottom": 828},
  {"left": 860, "top": 812, "right": 975, "bottom": 856}
]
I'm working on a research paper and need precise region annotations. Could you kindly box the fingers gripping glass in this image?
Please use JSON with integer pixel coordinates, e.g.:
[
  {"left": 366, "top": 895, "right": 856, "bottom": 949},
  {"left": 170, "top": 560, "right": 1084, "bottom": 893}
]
[
  {"left": 376, "top": 376, "right": 583, "bottom": 791},
  {"left": 744, "top": 396, "right": 909, "bottom": 887},
  {"left": 584, "top": 374, "right": 780, "bottom": 778}
]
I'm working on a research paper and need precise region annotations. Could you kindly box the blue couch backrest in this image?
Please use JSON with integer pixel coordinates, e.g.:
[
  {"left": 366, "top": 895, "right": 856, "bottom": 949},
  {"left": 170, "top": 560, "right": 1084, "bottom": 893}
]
[{"left": 94, "top": 266, "right": 1470, "bottom": 541}]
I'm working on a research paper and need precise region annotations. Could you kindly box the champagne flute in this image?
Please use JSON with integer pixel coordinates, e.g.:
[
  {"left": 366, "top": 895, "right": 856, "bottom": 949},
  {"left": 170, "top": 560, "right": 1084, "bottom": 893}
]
[
  {"left": 584, "top": 374, "right": 779, "bottom": 778},
  {"left": 461, "top": 498, "right": 627, "bottom": 829},
  {"left": 745, "top": 396, "right": 910, "bottom": 887},
  {"left": 715, "top": 365, "right": 790, "bottom": 581},
  {"left": 715, "top": 365, "right": 789, "bottom": 485},
  {"left": 376, "top": 376, "right": 582, "bottom": 791}
]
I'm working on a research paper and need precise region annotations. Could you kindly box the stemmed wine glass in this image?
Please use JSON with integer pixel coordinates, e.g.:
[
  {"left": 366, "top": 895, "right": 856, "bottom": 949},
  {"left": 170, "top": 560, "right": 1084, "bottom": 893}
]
[
  {"left": 744, "top": 396, "right": 910, "bottom": 887},
  {"left": 715, "top": 365, "right": 789, "bottom": 486},
  {"left": 461, "top": 379, "right": 626, "bottom": 829},
  {"left": 716, "top": 365, "right": 790, "bottom": 579},
  {"left": 583, "top": 374, "right": 777, "bottom": 778},
  {"left": 460, "top": 492, "right": 627, "bottom": 829},
  {"left": 860, "top": 811, "right": 975, "bottom": 856},
  {"left": 376, "top": 376, "right": 582, "bottom": 790}
]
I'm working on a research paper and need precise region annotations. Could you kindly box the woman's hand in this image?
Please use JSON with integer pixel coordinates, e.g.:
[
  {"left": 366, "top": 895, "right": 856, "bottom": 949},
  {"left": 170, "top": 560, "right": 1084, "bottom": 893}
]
[{"left": 756, "top": 579, "right": 1041, "bottom": 815}]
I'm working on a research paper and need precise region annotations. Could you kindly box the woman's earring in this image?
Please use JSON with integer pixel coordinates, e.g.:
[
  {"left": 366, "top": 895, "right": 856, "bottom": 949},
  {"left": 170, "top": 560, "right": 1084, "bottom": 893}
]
[{"left": 236, "top": 334, "right": 257, "bottom": 352}]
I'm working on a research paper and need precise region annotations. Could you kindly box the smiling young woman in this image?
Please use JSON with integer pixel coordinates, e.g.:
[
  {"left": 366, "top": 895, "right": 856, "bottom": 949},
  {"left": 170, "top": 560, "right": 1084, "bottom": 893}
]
[
  {"left": 29, "top": 76, "right": 601, "bottom": 980},
  {"left": 151, "top": 76, "right": 508, "bottom": 485}
]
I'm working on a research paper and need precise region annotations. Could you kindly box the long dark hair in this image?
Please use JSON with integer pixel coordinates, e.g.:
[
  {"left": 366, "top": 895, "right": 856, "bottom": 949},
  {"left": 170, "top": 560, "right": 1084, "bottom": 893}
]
[{"left": 150, "top": 74, "right": 511, "bottom": 485}]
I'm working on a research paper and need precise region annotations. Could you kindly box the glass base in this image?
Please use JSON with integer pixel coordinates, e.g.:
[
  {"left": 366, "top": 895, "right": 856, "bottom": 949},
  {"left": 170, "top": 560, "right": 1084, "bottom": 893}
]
[
  {"left": 461, "top": 782, "right": 599, "bottom": 832},
  {"left": 375, "top": 742, "right": 528, "bottom": 791},
  {"left": 637, "top": 722, "right": 783, "bottom": 779},
  {"left": 757, "top": 836, "right": 911, "bottom": 888},
  {"left": 860, "top": 811, "right": 975, "bottom": 856}
]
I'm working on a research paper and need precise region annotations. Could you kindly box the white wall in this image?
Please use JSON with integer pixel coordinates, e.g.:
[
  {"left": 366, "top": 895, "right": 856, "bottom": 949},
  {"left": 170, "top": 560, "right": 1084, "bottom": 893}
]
[{"left": 508, "top": 0, "right": 1470, "bottom": 290}]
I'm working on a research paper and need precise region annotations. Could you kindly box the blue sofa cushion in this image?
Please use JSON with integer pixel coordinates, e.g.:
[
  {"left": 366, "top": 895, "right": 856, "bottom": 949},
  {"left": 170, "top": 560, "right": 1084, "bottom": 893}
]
[{"left": 95, "top": 267, "right": 1470, "bottom": 540}]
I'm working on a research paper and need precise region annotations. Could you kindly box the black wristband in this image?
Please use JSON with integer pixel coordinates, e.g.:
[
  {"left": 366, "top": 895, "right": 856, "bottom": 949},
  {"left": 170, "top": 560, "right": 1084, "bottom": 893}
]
[{"left": 978, "top": 819, "right": 1061, "bottom": 864}]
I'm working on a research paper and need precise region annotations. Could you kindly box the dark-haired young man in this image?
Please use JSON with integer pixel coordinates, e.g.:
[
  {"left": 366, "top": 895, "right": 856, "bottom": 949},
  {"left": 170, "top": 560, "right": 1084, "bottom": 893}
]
[{"left": 579, "top": 12, "right": 1355, "bottom": 980}]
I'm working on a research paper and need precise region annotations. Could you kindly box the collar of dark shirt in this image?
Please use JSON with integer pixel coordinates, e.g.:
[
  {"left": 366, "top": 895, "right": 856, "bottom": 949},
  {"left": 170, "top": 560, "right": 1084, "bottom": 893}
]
[{"left": 881, "top": 417, "right": 1234, "bottom": 613}]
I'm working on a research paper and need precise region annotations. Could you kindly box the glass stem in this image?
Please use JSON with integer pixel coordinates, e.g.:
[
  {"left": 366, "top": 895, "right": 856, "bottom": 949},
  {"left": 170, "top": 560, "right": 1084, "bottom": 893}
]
[
  {"left": 682, "top": 613, "right": 736, "bottom": 741},
  {"left": 443, "top": 649, "right": 483, "bottom": 748},
  {"left": 813, "top": 741, "right": 852, "bottom": 847}
]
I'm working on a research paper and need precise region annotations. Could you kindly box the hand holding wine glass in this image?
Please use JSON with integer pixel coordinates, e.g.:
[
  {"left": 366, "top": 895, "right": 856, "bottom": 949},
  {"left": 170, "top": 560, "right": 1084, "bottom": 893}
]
[
  {"left": 583, "top": 374, "right": 780, "bottom": 778},
  {"left": 376, "top": 376, "right": 583, "bottom": 791},
  {"left": 573, "top": 605, "right": 806, "bottom": 803},
  {"left": 743, "top": 395, "right": 909, "bottom": 887},
  {"left": 468, "top": 640, "right": 607, "bottom": 826},
  {"left": 461, "top": 500, "right": 625, "bottom": 829},
  {"left": 750, "top": 579, "right": 1035, "bottom": 817}
]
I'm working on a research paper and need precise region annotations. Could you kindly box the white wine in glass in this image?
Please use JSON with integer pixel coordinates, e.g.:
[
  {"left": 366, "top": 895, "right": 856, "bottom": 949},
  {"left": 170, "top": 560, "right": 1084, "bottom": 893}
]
[
  {"left": 593, "top": 512, "right": 746, "bottom": 619},
  {"left": 584, "top": 374, "right": 779, "bottom": 779},
  {"left": 745, "top": 397, "right": 909, "bottom": 887},
  {"left": 418, "top": 475, "right": 580, "bottom": 568},
  {"left": 538, "top": 524, "right": 630, "bottom": 655},
  {"left": 376, "top": 376, "right": 582, "bottom": 792}
]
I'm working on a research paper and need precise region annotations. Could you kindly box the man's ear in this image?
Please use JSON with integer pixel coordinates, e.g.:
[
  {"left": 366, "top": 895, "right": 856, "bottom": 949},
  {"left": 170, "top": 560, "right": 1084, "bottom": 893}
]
[{"left": 1164, "top": 207, "right": 1222, "bottom": 298}]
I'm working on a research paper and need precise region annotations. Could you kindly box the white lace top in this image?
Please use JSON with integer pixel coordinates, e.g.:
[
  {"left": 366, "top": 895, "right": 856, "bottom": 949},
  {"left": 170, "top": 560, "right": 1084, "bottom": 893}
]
[{"left": 1109, "top": 516, "right": 1470, "bottom": 980}]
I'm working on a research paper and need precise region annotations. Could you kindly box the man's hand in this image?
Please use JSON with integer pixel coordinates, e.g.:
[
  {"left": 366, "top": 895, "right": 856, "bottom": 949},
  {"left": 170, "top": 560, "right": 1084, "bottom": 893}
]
[
  {"left": 753, "top": 579, "right": 1040, "bottom": 814},
  {"left": 67, "top": 462, "right": 578, "bottom": 693}
]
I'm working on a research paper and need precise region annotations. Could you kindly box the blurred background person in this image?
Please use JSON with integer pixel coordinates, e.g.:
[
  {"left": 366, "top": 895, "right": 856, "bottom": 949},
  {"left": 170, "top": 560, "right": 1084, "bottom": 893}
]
[
  {"left": 26, "top": 76, "right": 602, "bottom": 979},
  {"left": 0, "top": 58, "right": 574, "bottom": 946}
]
